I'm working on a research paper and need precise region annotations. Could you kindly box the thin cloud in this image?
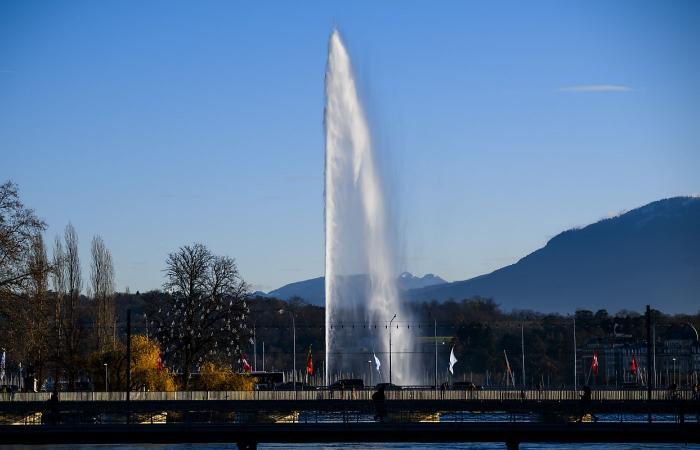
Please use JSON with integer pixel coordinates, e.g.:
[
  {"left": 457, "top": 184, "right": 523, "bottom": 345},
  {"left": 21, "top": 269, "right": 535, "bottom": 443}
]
[{"left": 557, "top": 84, "right": 633, "bottom": 93}]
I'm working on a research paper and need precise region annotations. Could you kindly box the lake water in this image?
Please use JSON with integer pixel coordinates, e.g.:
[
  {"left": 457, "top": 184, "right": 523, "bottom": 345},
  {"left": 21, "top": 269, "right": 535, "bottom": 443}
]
[{"left": 1, "top": 444, "right": 699, "bottom": 449}]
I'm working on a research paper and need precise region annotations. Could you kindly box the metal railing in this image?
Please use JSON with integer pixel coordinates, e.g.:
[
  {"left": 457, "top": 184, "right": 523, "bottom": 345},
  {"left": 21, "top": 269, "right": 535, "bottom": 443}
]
[{"left": 1, "top": 389, "right": 697, "bottom": 402}]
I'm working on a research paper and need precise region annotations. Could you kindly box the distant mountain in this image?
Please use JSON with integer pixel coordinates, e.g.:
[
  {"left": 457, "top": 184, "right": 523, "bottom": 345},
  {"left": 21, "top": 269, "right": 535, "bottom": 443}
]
[
  {"left": 267, "top": 276, "right": 325, "bottom": 305},
  {"left": 397, "top": 272, "right": 447, "bottom": 290},
  {"left": 407, "top": 197, "right": 700, "bottom": 313},
  {"left": 267, "top": 272, "right": 447, "bottom": 306}
]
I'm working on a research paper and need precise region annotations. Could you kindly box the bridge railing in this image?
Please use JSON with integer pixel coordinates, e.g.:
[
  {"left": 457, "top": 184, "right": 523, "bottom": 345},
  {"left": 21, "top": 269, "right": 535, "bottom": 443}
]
[{"left": 0, "top": 388, "right": 696, "bottom": 402}]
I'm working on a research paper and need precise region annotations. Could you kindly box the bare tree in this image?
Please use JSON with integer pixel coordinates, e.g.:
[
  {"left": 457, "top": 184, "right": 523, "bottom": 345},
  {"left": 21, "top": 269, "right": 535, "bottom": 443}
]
[
  {"left": 0, "top": 182, "right": 48, "bottom": 389},
  {"left": 51, "top": 236, "right": 66, "bottom": 376},
  {"left": 90, "top": 235, "right": 115, "bottom": 351},
  {"left": 10, "top": 235, "right": 54, "bottom": 388},
  {"left": 52, "top": 223, "right": 84, "bottom": 386},
  {"left": 0, "top": 181, "right": 46, "bottom": 297},
  {"left": 150, "top": 243, "right": 250, "bottom": 389}
]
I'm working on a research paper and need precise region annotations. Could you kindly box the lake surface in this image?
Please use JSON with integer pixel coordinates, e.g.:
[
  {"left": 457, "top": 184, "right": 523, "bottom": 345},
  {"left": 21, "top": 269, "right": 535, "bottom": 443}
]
[{"left": 2, "top": 444, "right": 700, "bottom": 449}]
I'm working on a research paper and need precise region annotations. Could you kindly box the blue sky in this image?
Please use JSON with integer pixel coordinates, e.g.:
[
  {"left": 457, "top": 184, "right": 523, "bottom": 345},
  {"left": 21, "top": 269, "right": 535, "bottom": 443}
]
[{"left": 2, "top": 1, "right": 698, "bottom": 293}]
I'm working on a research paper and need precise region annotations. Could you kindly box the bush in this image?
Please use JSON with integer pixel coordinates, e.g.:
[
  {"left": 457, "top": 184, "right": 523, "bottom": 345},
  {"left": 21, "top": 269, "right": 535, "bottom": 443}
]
[{"left": 196, "top": 361, "right": 254, "bottom": 391}]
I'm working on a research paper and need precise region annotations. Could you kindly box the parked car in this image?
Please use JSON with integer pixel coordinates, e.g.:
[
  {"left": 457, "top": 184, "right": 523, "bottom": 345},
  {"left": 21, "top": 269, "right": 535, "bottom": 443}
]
[
  {"left": 452, "top": 381, "right": 481, "bottom": 390},
  {"left": 329, "top": 378, "right": 364, "bottom": 390},
  {"left": 277, "top": 381, "right": 317, "bottom": 391},
  {"left": 375, "top": 382, "right": 401, "bottom": 391}
]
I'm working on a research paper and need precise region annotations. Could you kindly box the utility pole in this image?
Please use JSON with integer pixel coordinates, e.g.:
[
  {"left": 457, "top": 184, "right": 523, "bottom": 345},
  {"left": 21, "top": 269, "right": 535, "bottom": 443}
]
[
  {"left": 126, "top": 309, "right": 131, "bottom": 402},
  {"left": 253, "top": 324, "right": 257, "bottom": 372},
  {"left": 389, "top": 314, "right": 396, "bottom": 385}
]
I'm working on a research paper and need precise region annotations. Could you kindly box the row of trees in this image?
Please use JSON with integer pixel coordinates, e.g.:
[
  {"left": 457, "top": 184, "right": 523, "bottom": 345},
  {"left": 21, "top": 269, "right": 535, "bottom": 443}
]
[
  {"left": 0, "top": 180, "right": 118, "bottom": 386},
  {"left": 0, "top": 181, "right": 251, "bottom": 391}
]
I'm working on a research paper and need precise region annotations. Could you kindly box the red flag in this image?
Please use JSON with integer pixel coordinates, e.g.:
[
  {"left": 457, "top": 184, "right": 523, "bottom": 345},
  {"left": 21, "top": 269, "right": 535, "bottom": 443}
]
[
  {"left": 306, "top": 345, "right": 313, "bottom": 376},
  {"left": 241, "top": 356, "right": 252, "bottom": 373},
  {"left": 630, "top": 354, "right": 638, "bottom": 375},
  {"left": 591, "top": 351, "right": 599, "bottom": 376}
]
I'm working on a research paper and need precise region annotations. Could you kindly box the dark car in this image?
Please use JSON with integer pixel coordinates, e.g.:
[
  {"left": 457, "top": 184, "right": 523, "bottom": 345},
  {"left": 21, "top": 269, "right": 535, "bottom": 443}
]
[
  {"left": 329, "top": 378, "right": 364, "bottom": 390},
  {"left": 277, "top": 381, "right": 317, "bottom": 391},
  {"left": 375, "top": 382, "right": 401, "bottom": 390},
  {"left": 452, "top": 381, "right": 480, "bottom": 390}
]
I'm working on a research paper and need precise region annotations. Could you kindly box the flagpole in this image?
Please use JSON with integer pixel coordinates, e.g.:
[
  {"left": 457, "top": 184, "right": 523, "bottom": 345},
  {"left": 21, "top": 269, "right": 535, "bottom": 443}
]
[{"left": 253, "top": 324, "right": 257, "bottom": 372}]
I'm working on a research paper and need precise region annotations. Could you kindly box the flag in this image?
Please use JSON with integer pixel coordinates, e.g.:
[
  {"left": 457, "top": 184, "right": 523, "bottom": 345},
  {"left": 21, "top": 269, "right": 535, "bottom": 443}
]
[
  {"left": 241, "top": 356, "right": 252, "bottom": 373},
  {"left": 306, "top": 345, "right": 313, "bottom": 376},
  {"left": 0, "top": 349, "right": 5, "bottom": 382},
  {"left": 156, "top": 351, "right": 164, "bottom": 371},
  {"left": 449, "top": 346, "right": 458, "bottom": 374},
  {"left": 373, "top": 353, "right": 381, "bottom": 373},
  {"left": 503, "top": 350, "right": 514, "bottom": 386},
  {"left": 630, "top": 354, "right": 638, "bottom": 375},
  {"left": 592, "top": 351, "right": 599, "bottom": 376}
]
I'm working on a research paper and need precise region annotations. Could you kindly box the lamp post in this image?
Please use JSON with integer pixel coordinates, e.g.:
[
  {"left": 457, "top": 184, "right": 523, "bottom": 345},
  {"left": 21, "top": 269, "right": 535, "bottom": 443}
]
[
  {"left": 292, "top": 314, "right": 296, "bottom": 392},
  {"left": 434, "top": 318, "right": 438, "bottom": 389},
  {"left": 104, "top": 363, "right": 108, "bottom": 393},
  {"left": 389, "top": 314, "right": 396, "bottom": 385},
  {"left": 278, "top": 309, "right": 296, "bottom": 392},
  {"left": 368, "top": 360, "right": 372, "bottom": 387},
  {"left": 672, "top": 357, "right": 676, "bottom": 385},
  {"left": 573, "top": 315, "right": 577, "bottom": 390}
]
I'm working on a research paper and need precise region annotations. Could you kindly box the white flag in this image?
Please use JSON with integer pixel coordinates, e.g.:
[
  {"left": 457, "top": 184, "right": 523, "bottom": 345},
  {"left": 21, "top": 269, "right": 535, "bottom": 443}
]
[
  {"left": 373, "top": 353, "right": 381, "bottom": 373},
  {"left": 449, "top": 346, "right": 457, "bottom": 374},
  {"left": 0, "top": 349, "right": 5, "bottom": 382}
]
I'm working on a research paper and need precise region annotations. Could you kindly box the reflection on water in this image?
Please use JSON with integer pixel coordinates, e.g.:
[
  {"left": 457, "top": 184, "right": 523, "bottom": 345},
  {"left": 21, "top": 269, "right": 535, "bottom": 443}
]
[{"left": 1, "top": 444, "right": 699, "bottom": 449}]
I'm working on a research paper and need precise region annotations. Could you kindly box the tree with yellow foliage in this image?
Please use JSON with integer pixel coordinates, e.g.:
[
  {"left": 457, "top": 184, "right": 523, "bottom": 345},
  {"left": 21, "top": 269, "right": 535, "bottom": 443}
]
[
  {"left": 195, "top": 361, "right": 254, "bottom": 391},
  {"left": 129, "top": 334, "right": 177, "bottom": 391},
  {"left": 89, "top": 334, "right": 176, "bottom": 391}
]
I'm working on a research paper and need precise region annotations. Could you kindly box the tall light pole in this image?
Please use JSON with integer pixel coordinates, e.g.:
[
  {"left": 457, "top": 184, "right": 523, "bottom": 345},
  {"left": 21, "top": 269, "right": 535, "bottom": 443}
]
[
  {"left": 104, "top": 363, "right": 108, "bottom": 393},
  {"left": 521, "top": 323, "right": 526, "bottom": 388},
  {"left": 434, "top": 318, "right": 438, "bottom": 389},
  {"left": 672, "top": 357, "right": 676, "bottom": 385},
  {"left": 368, "top": 360, "right": 372, "bottom": 386},
  {"left": 292, "top": 314, "right": 296, "bottom": 392},
  {"left": 278, "top": 309, "right": 296, "bottom": 392},
  {"left": 573, "top": 316, "right": 577, "bottom": 390},
  {"left": 389, "top": 314, "right": 396, "bottom": 385}
]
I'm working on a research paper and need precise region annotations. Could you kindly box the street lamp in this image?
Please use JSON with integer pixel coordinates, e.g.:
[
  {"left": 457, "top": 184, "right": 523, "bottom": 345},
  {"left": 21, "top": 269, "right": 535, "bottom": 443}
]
[
  {"left": 279, "top": 309, "right": 296, "bottom": 393},
  {"left": 368, "top": 360, "right": 372, "bottom": 387},
  {"left": 672, "top": 358, "right": 676, "bottom": 385},
  {"left": 103, "top": 363, "right": 108, "bottom": 393},
  {"left": 389, "top": 314, "right": 396, "bottom": 385}
]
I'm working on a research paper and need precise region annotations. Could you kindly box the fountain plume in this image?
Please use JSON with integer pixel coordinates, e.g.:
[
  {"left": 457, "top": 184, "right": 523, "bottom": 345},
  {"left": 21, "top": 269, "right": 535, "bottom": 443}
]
[{"left": 324, "top": 30, "right": 414, "bottom": 385}]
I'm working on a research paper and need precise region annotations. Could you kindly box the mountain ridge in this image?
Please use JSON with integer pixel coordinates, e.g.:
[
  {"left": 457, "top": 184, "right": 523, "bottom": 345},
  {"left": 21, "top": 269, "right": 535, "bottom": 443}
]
[
  {"left": 263, "top": 197, "right": 699, "bottom": 313},
  {"left": 408, "top": 196, "right": 700, "bottom": 313}
]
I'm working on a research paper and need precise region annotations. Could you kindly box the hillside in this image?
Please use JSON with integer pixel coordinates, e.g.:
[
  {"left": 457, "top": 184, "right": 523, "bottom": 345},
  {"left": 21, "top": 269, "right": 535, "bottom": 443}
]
[{"left": 407, "top": 197, "right": 700, "bottom": 313}]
